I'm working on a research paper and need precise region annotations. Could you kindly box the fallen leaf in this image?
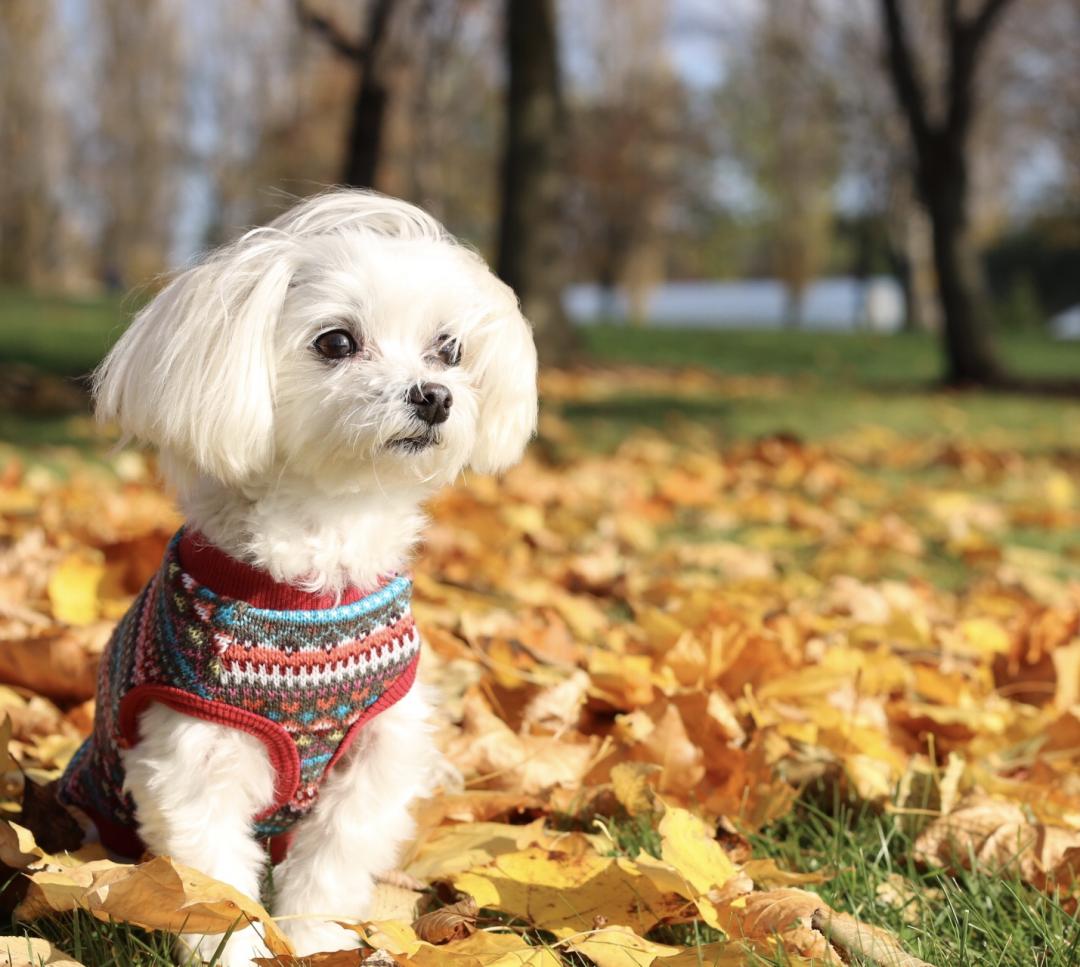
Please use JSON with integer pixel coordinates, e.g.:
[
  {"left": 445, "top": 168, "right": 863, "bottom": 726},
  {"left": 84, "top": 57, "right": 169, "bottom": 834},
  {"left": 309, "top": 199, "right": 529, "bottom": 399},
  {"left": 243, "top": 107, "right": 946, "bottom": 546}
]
[
  {"left": 16, "top": 851, "right": 291, "bottom": 956},
  {"left": 913, "top": 795, "right": 1080, "bottom": 883},
  {"left": 412, "top": 896, "right": 478, "bottom": 944},
  {"left": 658, "top": 806, "right": 740, "bottom": 896},
  {"left": 610, "top": 762, "right": 660, "bottom": 817},
  {"left": 0, "top": 626, "right": 105, "bottom": 702},
  {"left": 568, "top": 925, "right": 681, "bottom": 967},
  {"left": 46, "top": 552, "right": 104, "bottom": 626},
  {"left": 742, "top": 858, "right": 830, "bottom": 889},
  {"left": 18, "top": 780, "right": 84, "bottom": 854},
  {"left": 812, "top": 908, "right": 935, "bottom": 967},
  {"left": 453, "top": 844, "right": 687, "bottom": 935},
  {"left": 0, "top": 937, "right": 86, "bottom": 967},
  {"left": 406, "top": 820, "right": 549, "bottom": 882}
]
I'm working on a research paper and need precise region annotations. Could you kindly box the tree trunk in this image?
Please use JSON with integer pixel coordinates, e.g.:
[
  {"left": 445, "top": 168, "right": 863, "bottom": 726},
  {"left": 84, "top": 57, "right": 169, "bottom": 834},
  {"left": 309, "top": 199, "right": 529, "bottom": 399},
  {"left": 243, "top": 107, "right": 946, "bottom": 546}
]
[
  {"left": 923, "top": 175, "right": 1002, "bottom": 383},
  {"left": 878, "top": 0, "right": 1014, "bottom": 386},
  {"left": 341, "top": 0, "right": 396, "bottom": 188},
  {"left": 497, "top": 0, "right": 579, "bottom": 364}
]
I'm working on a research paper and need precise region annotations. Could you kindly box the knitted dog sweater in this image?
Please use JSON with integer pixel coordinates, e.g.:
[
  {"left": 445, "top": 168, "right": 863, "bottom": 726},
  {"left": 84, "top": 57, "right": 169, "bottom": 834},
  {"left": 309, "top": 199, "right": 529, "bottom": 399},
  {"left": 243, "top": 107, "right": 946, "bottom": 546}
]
[{"left": 58, "top": 530, "right": 419, "bottom": 862}]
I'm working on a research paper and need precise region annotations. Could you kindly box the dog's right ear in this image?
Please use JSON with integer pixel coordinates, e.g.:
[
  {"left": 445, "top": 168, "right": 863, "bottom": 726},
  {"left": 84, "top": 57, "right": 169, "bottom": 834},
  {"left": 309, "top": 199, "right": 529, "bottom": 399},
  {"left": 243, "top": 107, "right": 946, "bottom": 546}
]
[{"left": 94, "top": 230, "right": 297, "bottom": 483}]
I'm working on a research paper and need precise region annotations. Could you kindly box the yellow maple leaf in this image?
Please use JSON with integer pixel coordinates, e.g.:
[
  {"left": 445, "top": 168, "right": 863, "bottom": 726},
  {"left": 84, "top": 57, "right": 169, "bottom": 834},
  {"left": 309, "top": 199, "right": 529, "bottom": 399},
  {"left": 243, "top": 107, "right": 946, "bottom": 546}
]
[
  {"left": 46, "top": 552, "right": 105, "bottom": 626},
  {"left": 453, "top": 845, "right": 685, "bottom": 935}
]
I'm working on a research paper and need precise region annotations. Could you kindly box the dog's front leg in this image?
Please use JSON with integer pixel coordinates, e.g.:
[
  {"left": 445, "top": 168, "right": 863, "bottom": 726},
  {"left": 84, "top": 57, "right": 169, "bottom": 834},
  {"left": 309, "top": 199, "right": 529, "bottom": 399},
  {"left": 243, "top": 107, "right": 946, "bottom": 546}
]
[
  {"left": 272, "top": 685, "right": 436, "bottom": 956},
  {"left": 123, "top": 704, "right": 277, "bottom": 966}
]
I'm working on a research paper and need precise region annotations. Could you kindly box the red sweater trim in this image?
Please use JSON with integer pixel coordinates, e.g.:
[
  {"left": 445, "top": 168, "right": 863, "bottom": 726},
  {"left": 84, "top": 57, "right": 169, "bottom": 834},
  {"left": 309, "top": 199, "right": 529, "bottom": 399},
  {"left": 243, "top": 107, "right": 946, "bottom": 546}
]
[
  {"left": 177, "top": 531, "right": 377, "bottom": 610},
  {"left": 116, "top": 653, "right": 420, "bottom": 844},
  {"left": 117, "top": 685, "right": 300, "bottom": 821}
]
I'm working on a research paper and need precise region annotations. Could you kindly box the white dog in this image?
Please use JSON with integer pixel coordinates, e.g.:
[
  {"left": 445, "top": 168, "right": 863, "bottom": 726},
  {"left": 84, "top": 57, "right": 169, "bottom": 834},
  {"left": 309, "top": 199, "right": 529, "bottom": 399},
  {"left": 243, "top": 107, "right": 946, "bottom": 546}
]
[{"left": 57, "top": 190, "right": 538, "bottom": 963}]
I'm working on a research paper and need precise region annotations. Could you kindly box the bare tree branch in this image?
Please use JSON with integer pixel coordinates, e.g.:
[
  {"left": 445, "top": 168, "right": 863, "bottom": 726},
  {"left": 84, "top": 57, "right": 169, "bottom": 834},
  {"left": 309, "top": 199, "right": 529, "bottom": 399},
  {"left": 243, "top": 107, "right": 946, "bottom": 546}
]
[
  {"left": 967, "top": 0, "right": 1016, "bottom": 50},
  {"left": 879, "top": 0, "right": 934, "bottom": 155},
  {"left": 946, "top": 0, "right": 1016, "bottom": 141},
  {"left": 292, "top": 0, "right": 365, "bottom": 60},
  {"left": 944, "top": 0, "right": 961, "bottom": 34}
]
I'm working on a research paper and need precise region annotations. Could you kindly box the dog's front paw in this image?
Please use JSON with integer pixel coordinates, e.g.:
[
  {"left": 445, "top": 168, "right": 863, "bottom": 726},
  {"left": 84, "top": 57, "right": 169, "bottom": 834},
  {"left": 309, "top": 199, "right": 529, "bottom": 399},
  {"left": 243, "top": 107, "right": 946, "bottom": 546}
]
[
  {"left": 279, "top": 918, "right": 361, "bottom": 957},
  {"left": 176, "top": 926, "right": 270, "bottom": 966}
]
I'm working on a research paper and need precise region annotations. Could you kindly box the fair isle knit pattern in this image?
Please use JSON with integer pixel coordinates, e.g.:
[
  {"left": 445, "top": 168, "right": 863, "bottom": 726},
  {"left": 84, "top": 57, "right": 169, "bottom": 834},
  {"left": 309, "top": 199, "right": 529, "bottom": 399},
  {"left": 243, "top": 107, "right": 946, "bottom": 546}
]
[{"left": 58, "top": 531, "right": 419, "bottom": 855}]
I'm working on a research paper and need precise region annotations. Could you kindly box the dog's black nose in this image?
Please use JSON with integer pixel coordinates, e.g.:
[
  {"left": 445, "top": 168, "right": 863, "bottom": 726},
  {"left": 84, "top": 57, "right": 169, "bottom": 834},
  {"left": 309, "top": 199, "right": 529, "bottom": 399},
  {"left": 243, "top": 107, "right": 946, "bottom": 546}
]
[{"left": 408, "top": 382, "right": 453, "bottom": 425}]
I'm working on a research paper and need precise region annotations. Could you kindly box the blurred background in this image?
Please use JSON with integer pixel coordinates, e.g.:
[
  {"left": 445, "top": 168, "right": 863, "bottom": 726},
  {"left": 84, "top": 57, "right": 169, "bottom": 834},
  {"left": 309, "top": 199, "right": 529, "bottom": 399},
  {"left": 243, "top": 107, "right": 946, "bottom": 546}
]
[
  {"left": 1, "top": 0, "right": 1079, "bottom": 427},
  {"left": 4, "top": 7, "right": 1080, "bottom": 961}
]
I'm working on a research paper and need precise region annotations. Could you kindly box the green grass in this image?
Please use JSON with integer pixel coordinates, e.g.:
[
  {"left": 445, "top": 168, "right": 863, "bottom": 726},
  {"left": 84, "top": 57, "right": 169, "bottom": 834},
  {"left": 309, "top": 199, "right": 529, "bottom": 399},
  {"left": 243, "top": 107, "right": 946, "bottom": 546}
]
[
  {"left": 581, "top": 324, "right": 1080, "bottom": 385},
  {"left": 4, "top": 909, "right": 251, "bottom": 966},
  {"left": 563, "top": 325, "right": 1080, "bottom": 452},
  {"left": 0, "top": 289, "right": 131, "bottom": 378},
  {"left": 597, "top": 791, "right": 1080, "bottom": 967},
  {"left": 556, "top": 388, "right": 1080, "bottom": 453},
  {"left": 753, "top": 794, "right": 1080, "bottom": 967}
]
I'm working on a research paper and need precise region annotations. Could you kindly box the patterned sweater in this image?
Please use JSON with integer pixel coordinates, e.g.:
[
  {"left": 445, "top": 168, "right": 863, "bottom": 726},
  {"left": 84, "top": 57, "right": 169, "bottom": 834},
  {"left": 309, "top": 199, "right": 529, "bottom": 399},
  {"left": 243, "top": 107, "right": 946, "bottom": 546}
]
[{"left": 58, "top": 530, "right": 419, "bottom": 862}]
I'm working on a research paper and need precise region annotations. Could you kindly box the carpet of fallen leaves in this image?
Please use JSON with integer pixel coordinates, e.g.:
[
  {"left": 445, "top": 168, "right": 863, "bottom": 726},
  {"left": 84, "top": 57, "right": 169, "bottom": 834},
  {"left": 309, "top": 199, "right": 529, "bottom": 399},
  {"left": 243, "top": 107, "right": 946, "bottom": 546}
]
[{"left": 1, "top": 369, "right": 1080, "bottom": 966}]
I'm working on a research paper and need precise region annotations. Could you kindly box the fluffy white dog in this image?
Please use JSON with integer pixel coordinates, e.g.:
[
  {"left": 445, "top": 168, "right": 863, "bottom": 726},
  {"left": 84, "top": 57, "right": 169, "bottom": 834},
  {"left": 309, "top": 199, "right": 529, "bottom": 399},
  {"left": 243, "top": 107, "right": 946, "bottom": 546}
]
[{"left": 58, "top": 190, "right": 537, "bottom": 963}]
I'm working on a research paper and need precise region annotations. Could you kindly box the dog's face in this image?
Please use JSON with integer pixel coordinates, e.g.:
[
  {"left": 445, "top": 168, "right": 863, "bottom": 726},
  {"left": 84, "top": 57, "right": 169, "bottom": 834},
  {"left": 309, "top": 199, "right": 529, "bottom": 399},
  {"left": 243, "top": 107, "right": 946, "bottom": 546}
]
[{"left": 95, "top": 192, "right": 538, "bottom": 493}]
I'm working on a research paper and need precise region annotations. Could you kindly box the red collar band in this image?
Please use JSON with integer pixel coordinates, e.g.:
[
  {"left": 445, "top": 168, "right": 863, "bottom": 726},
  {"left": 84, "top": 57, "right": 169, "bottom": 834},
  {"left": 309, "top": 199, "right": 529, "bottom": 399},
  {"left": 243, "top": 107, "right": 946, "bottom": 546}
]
[{"left": 177, "top": 530, "right": 375, "bottom": 610}]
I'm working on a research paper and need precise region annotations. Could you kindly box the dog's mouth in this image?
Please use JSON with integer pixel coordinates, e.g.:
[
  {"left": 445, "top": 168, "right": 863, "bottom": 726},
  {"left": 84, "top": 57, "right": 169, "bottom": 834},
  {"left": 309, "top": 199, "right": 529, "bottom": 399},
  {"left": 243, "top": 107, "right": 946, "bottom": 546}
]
[{"left": 388, "top": 431, "right": 440, "bottom": 453}]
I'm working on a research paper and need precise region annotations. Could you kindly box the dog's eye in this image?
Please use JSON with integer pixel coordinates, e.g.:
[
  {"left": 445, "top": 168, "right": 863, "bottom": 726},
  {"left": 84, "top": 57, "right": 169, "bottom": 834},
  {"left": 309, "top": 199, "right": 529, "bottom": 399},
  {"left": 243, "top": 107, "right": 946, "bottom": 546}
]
[
  {"left": 434, "top": 334, "right": 462, "bottom": 367},
  {"left": 313, "top": 329, "right": 359, "bottom": 360}
]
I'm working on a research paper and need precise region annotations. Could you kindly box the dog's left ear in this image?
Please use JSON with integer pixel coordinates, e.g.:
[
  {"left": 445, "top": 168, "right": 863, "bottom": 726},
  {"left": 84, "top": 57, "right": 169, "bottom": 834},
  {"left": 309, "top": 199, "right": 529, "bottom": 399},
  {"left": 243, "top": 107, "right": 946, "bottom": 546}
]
[{"left": 467, "top": 276, "right": 539, "bottom": 475}]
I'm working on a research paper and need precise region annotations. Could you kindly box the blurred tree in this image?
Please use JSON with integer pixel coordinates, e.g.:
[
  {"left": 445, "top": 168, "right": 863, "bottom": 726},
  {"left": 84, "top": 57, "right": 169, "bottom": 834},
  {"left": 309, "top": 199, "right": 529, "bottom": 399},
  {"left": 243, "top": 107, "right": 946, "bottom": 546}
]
[
  {"left": 391, "top": 2, "right": 501, "bottom": 249},
  {"left": 565, "top": 0, "right": 707, "bottom": 325},
  {"left": 194, "top": 2, "right": 304, "bottom": 243},
  {"left": 97, "top": 0, "right": 188, "bottom": 287},
  {"left": 878, "top": 0, "right": 1016, "bottom": 386},
  {"left": 497, "top": 0, "right": 578, "bottom": 363},
  {"left": 294, "top": 0, "right": 398, "bottom": 188},
  {"left": 0, "top": 0, "right": 54, "bottom": 287},
  {"left": 724, "top": 1, "right": 841, "bottom": 328}
]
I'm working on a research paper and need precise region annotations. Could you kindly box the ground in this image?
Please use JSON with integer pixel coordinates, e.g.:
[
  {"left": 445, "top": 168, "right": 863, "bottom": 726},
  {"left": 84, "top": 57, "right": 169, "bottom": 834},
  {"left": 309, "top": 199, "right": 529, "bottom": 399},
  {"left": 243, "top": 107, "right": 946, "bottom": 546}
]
[{"left": 0, "top": 292, "right": 1078, "bottom": 965}]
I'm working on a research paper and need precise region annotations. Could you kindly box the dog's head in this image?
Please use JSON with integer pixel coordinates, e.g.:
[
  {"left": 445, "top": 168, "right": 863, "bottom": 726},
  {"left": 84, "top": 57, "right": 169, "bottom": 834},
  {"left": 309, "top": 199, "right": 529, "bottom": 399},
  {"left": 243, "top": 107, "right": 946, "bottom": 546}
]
[{"left": 95, "top": 191, "right": 538, "bottom": 493}]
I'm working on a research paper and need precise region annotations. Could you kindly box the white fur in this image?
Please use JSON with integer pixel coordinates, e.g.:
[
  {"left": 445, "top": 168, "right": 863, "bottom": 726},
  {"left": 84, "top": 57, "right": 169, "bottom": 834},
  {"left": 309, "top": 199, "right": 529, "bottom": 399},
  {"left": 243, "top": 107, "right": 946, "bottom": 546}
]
[{"left": 98, "top": 190, "right": 538, "bottom": 964}]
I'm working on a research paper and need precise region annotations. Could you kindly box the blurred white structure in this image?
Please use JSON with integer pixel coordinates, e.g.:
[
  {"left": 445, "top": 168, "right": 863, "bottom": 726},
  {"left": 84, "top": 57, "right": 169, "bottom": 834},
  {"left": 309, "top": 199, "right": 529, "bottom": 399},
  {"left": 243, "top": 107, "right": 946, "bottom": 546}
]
[
  {"left": 565, "top": 276, "right": 906, "bottom": 332},
  {"left": 1050, "top": 305, "right": 1080, "bottom": 339}
]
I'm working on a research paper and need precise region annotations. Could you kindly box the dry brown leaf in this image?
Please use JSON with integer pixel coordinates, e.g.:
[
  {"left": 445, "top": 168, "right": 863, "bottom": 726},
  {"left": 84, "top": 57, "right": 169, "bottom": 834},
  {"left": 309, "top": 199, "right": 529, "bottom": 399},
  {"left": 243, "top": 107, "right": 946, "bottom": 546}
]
[
  {"left": 610, "top": 761, "right": 660, "bottom": 817},
  {"left": 18, "top": 780, "right": 84, "bottom": 854},
  {"left": 412, "top": 896, "right": 479, "bottom": 944},
  {"left": 255, "top": 954, "right": 360, "bottom": 967},
  {"left": 625, "top": 703, "right": 705, "bottom": 797},
  {"left": 568, "top": 925, "right": 681, "bottom": 967},
  {"left": 366, "top": 880, "right": 423, "bottom": 922},
  {"left": 0, "top": 718, "right": 16, "bottom": 777},
  {"left": 408, "top": 930, "right": 561, "bottom": 967},
  {"left": 0, "top": 626, "right": 105, "bottom": 702},
  {"left": 742, "top": 858, "right": 830, "bottom": 889},
  {"left": 453, "top": 843, "right": 687, "bottom": 935},
  {"left": 812, "top": 909, "right": 935, "bottom": 967},
  {"left": 445, "top": 690, "right": 595, "bottom": 795},
  {"left": 0, "top": 937, "right": 86, "bottom": 967},
  {"left": 405, "top": 819, "right": 550, "bottom": 882},
  {"left": 520, "top": 669, "right": 589, "bottom": 734},
  {"left": 714, "top": 889, "right": 841, "bottom": 964},
  {"left": 348, "top": 921, "right": 561, "bottom": 966},
  {"left": 16, "top": 852, "right": 291, "bottom": 956},
  {"left": 662, "top": 940, "right": 815, "bottom": 966},
  {"left": 913, "top": 794, "right": 1080, "bottom": 882}
]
